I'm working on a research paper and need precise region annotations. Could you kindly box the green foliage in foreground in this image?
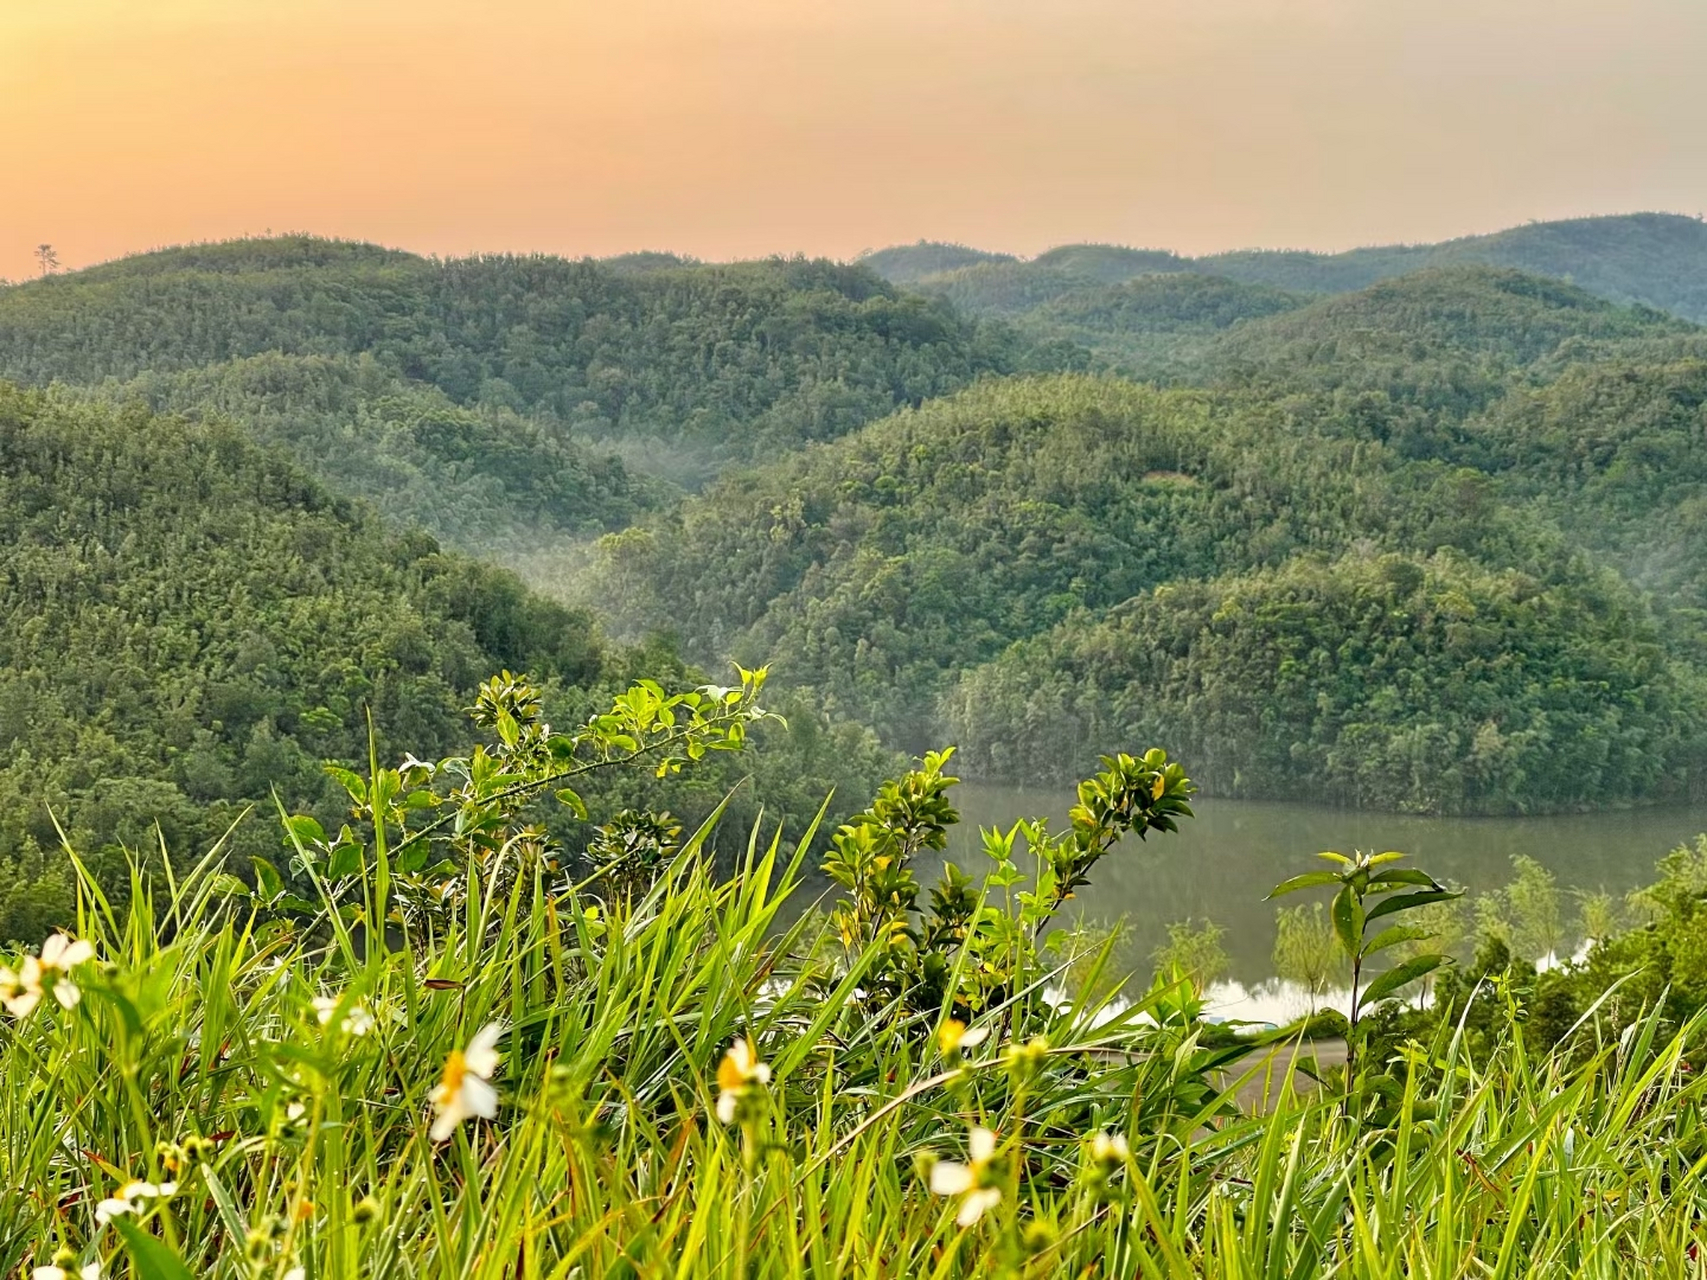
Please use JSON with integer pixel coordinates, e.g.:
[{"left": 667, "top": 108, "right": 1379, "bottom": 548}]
[{"left": 5, "top": 687, "right": 1707, "bottom": 1276}]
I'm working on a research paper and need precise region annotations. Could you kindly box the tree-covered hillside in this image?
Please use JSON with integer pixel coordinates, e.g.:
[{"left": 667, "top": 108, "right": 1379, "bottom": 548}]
[
  {"left": 0, "top": 236, "right": 1050, "bottom": 545},
  {"left": 1194, "top": 268, "right": 1693, "bottom": 408},
  {"left": 104, "top": 353, "right": 660, "bottom": 551},
  {"left": 1030, "top": 244, "right": 1191, "bottom": 281},
  {"left": 0, "top": 383, "right": 894, "bottom": 938},
  {"left": 944, "top": 550, "right": 1700, "bottom": 813},
  {"left": 852, "top": 241, "right": 1017, "bottom": 285},
  {"left": 0, "top": 237, "right": 1022, "bottom": 452},
  {"left": 1202, "top": 213, "right": 1707, "bottom": 321},
  {"left": 880, "top": 230, "right": 1704, "bottom": 379},
  {"left": 0, "top": 382, "right": 592, "bottom": 904},
  {"left": 587, "top": 267, "right": 1707, "bottom": 812},
  {"left": 1030, "top": 274, "right": 1309, "bottom": 375},
  {"left": 15, "top": 230, "right": 1707, "bottom": 819},
  {"left": 863, "top": 213, "right": 1707, "bottom": 323},
  {"left": 584, "top": 374, "right": 1561, "bottom": 750}
]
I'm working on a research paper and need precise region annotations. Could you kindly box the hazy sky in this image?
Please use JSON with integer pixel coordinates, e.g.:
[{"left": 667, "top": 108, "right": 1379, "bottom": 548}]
[{"left": 4, "top": 0, "right": 1706, "bottom": 280}]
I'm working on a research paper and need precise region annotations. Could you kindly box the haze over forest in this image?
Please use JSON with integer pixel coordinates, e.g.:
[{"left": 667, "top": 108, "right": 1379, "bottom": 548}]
[{"left": 5, "top": 205, "right": 1707, "bottom": 945}]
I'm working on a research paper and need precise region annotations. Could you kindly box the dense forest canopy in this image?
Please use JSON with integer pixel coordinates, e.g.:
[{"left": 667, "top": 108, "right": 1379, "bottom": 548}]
[
  {"left": 0, "top": 383, "right": 894, "bottom": 940},
  {"left": 585, "top": 264, "right": 1707, "bottom": 813},
  {"left": 944, "top": 549, "right": 1699, "bottom": 812},
  {"left": 7, "top": 218, "right": 1707, "bottom": 826},
  {"left": 887, "top": 240, "right": 1700, "bottom": 380},
  {"left": 0, "top": 238, "right": 1047, "bottom": 525},
  {"left": 0, "top": 382, "right": 585, "bottom": 923},
  {"left": 851, "top": 241, "right": 1017, "bottom": 285},
  {"left": 96, "top": 352, "right": 661, "bottom": 552},
  {"left": 1201, "top": 212, "right": 1707, "bottom": 319},
  {"left": 0, "top": 239, "right": 1022, "bottom": 448}
]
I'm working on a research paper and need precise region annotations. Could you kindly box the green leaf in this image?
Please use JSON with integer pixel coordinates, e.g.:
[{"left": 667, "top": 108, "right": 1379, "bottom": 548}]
[
  {"left": 285, "top": 814, "right": 325, "bottom": 846},
  {"left": 324, "top": 764, "right": 367, "bottom": 803},
  {"left": 111, "top": 1216, "right": 195, "bottom": 1280},
  {"left": 199, "top": 1166, "right": 249, "bottom": 1252},
  {"left": 1368, "top": 867, "right": 1443, "bottom": 888},
  {"left": 1360, "top": 923, "right": 1431, "bottom": 960},
  {"left": 1362, "top": 954, "right": 1447, "bottom": 1006},
  {"left": 1267, "top": 870, "right": 1341, "bottom": 899},
  {"left": 554, "top": 788, "right": 589, "bottom": 820},
  {"left": 1331, "top": 885, "right": 1363, "bottom": 957},
  {"left": 207, "top": 873, "right": 250, "bottom": 899},
  {"left": 1317, "top": 851, "right": 1354, "bottom": 867},
  {"left": 325, "top": 841, "right": 364, "bottom": 879},
  {"left": 252, "top": 856, "right": 284, "bottom": 901},
  {"left": 1365, "top": 887, "right": 1461, "bottom": 924}
]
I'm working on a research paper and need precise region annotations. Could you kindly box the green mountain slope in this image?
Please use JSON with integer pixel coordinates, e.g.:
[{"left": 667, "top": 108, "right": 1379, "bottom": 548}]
[
  {"left": 590, "top": 267, "right": 1707, "bottom": 812},
  {"left": 0, "top": 381, "right": 598, "bottom": 887},
  {"left": 862, "top": 215, "right": 1707, "bottom": 345},
  {"left": 0, "top": 383, "right": 897, "bottom": 937},
  {"left": 944, "top": 551, "right": 1699, "bottom": 813},
  {"left": 1191, "top": 268, "right": 1692, "bottom": 410},
  {"left": 1203, "top": 213, "right": 1707, "bottom": 320},
  {"left": 1030, "top": 243, "right": 1192, "bottom": 281},
  {"left": 1036, "top": 273, "right": 1307, "bottom": 334},
  {"left": 1427, "top": 357, "right": 1707, "bottom": 611},
  {"left": 853, "top": 241, "right": 1017, "bottom": 285},
  {"left": 108, "top": 353, "right": 660, "bottom": 551},
  {"left": 584, "top": 373, "right": 1551, "bottom": 749},
  {"left": 0, "top": 237, "right": 1039, "bottom": 512}
]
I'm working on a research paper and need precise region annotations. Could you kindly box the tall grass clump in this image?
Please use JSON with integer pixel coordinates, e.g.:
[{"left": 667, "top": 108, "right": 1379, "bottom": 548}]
[{"left": 3, "top": 669, "right": 1706, "bottom": 1276}]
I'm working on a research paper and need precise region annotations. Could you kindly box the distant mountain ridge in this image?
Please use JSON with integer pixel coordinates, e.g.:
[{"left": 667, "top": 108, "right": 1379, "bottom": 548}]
[
  {"left": 0, "top": 236, "right": 1045, "bottom": 552},
  {"left": 860, "top": 213, "right": 1707, "bottom": 324}
]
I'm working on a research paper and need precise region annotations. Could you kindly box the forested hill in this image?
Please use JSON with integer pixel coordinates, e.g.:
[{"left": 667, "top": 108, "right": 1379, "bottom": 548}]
[
  {"left": 13, "top": 229, "right": 1707, "bottom": 820},
  {"left": 0, "top": 237, "right": 1027, "bottom": 451},
  {"left": 585, "top": 268, "right": 1707, "bottom": 814},
  {"left": 0, "top": 237, "right": 1049, "bottom": 549},
  {"left": 0, "top": 383, "right": 896, "bottom": 939},
  {"left": 1193, "top": 268, "right": 1695, "bottom": 404},
  {"left": 1202, "top": 213, "right": 1707, "bottom": 319},
  {"left": 0, "top": 381, "right": 594, "bottom": 930},
  {"left": 861, "top": 216, "right": 1707, "bottom": 375}
]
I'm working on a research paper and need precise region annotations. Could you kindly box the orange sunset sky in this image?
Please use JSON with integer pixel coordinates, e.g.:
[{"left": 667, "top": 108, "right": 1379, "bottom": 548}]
[{"left": 3, "top": 0, "right": 1706, "bottom": 281}]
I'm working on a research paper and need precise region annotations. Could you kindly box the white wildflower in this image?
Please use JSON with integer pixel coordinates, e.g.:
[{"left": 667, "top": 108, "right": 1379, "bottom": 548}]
[
  {"left": 430, "top": 1022, "right": 502, "bottom": 1141},
  {"left": 929, "top": 1126, "right": 1002, "bottom": 1226},
  {"left": 714, "top": 1036, "right": 771, "bottom": 1125}
]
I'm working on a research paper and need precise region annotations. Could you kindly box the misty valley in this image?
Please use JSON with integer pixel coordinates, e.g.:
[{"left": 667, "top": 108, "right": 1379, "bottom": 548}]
[{"left": 8, "top": 218, "right": 1707, "bottom": 963}]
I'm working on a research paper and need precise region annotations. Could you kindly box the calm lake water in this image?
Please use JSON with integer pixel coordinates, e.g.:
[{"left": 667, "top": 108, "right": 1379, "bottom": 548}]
[{"left": 916, "top": 785, "right": 1707, "bottom": 1020}]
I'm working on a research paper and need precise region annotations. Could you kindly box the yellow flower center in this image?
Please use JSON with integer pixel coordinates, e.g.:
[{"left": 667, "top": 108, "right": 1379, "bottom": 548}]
[
  {"left": 440, "top": 1049, "right": 468, "bottom": 1096},
  {"left": 717, "top": 1050, "right": 747, "bottom": 1093}
]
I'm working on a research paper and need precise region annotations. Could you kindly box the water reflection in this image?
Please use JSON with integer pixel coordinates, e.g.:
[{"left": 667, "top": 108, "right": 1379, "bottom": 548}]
[{"left": 932, "top": 785, "right": 1707, "bottom": 991}]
